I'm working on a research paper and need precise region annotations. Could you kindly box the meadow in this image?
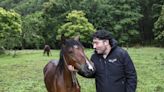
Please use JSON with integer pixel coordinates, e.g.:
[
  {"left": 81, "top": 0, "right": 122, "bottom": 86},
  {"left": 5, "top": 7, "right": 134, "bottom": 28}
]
[{"left": 0, "top": 47, "right": 164, "bottom": 92}]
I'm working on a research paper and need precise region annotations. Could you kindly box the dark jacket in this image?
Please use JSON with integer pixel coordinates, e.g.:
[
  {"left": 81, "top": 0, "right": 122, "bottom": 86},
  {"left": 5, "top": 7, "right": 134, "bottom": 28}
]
[{"left": 78, "top": 39, "right": 137, "bottom": 92}]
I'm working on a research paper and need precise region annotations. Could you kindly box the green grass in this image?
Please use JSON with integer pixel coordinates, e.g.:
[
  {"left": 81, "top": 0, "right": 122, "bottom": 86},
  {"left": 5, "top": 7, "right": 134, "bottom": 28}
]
[{"left": 0, "top": 47, "right": 164, "bottom": 92}]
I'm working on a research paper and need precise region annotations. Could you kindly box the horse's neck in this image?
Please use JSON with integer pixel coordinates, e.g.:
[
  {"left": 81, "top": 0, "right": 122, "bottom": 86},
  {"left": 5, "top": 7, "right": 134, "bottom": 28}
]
[
  {"left": 50, "top": 60, "right": 59, "bottom": 66},
  {"left": 63, "top": 67, "right": 73, "bottom": 86},
  {"left": 63, "top": 69, "right": 80, "bottom": 92},
  {"left": 62, "top": 57, "right": 73, "bottom": 85}
]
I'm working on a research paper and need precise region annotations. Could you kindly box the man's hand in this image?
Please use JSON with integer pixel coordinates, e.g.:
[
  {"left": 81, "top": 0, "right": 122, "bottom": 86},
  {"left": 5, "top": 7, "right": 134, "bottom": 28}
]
[{"left": 67, "top": 65, "right": 77, "bottom": 72}]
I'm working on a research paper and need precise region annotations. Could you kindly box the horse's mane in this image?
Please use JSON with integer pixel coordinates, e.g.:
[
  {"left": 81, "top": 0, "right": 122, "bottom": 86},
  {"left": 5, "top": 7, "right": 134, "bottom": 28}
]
[{"left": 56, "top": 39, "right": 83, "bottom": 73}]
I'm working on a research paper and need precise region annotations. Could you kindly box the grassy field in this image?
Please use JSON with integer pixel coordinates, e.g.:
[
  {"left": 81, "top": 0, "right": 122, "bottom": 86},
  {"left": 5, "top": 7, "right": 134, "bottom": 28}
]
[{"left": 0, "top": 47, "right": 164, "bottom": 92}]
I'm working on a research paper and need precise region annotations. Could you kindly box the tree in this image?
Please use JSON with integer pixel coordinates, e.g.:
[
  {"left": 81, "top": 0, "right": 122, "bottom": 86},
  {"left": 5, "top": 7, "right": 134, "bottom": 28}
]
[
  {"left": 80, "top": 0, "right": 142, "bottom": 45},
  {"left": 0, "top": 0, "right": 47, "bottom": 16},
  {"left": 0, "top": 0, "right": 47, "bottom": 49},
  {"left": 42, "top": 0, "right": 69, "bottom": 48},
  {"left": 0, "top": 7, "right": 22, "bottom": 50},
  {"left": 138, "top": 0, "right": 164, "bottom": 44},
  {"left": 57, "top": 10, "right": 96, "bottom": 46},
  {"left": 108, "top": 0, "right": 142, "bottom": 45},
  {"left": 2, "top": 0, "right": 161, "bottom": 47},
  {"left": 154, "top": 5, "right": 164, "bottom": 46},
  {"left": 22, "top": 11, "right": 45, "bottom": 49}
]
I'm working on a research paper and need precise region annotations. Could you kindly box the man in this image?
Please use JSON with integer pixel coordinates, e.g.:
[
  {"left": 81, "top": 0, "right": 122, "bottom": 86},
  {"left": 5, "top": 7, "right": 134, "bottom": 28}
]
[{"left": 68, "top": 29, "right": 137, "bottom": 92}]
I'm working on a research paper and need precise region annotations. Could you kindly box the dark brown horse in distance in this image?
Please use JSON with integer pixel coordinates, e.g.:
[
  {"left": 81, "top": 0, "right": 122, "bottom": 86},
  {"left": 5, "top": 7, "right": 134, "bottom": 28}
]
[
  {"left": 43, "top": 45, "right": 51, "bottom": 56},
  {"left": 43, "top": 36, "right": 94, "bottom": 92}
]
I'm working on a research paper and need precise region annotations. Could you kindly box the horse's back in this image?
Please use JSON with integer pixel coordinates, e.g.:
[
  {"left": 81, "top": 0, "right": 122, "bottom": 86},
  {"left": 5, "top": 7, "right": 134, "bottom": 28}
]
[
  {"left": 43, "top": 60, "right": 59, "bottom": 92},
  {"left": 43, "top": 60, "right": 59, "bottom": 74}
]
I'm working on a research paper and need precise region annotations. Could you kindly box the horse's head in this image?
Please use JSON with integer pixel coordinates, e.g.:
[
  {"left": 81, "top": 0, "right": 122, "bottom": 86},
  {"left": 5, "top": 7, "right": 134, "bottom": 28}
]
[
  {"left": 61, "top": 35, "right": 94, "bottom": 71},
  {"left": 44, "top": 35, "right": 94, "bottom": 92}
]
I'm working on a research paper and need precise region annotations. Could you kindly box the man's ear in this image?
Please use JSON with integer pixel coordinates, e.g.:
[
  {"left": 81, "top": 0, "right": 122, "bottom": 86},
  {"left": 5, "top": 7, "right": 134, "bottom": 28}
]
[{"left": 104, "top": 40, "right": 109, "bottom": 45}]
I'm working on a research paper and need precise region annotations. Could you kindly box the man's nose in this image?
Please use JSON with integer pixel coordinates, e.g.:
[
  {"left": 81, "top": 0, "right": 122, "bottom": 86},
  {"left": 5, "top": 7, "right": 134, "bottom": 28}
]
[{"left": 93, "top": 44, "right": 96, "bottom": 49}]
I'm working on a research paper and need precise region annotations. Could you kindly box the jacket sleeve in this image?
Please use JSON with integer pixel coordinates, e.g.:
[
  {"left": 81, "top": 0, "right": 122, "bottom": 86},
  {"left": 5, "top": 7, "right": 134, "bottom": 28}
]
[
  {"left": 123, "top": 51, "right": 137, "bottom": 92},
  {"left": 78, "top": 57, "right": 96, "bottom": 78}
]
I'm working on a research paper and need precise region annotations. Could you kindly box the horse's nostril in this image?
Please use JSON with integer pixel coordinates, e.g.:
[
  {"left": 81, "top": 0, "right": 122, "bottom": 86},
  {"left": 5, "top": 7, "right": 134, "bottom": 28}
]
[
  {"left": 88, "top": 64, "right": 94, "bottom": 71},
  {"left": 85, "top": 59, "right": 94, "bottom": 71}
]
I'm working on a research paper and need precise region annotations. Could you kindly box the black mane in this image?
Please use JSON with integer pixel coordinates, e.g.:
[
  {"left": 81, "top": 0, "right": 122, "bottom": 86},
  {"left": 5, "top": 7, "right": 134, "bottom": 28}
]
[{"left": 56, "top": 39, "right": 83, "bottom": 73}]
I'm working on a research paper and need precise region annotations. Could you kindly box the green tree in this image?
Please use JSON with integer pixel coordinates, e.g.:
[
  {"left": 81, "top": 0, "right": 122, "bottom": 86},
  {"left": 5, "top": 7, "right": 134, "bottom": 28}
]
[
  {"left": 0, "top": 0, "right": 50, "bottom": 49},
  {"left": 42, "top": 1, "right": 69, "bottom": 48},
  {"left": 0, "top": 0, "right": 47, "bottom": 16},
  {"left": 22, "top": 11, "right": 45, "bottom": 49},
  {"left": 57, "top": 10, "right": 96, "bottom": 45},
  {"left": 154, "top": 5, "right": 164, "bottom": 46},
  {"left": 80, "top": 0, "right": 142, "bottom": 45},
  {"left": 0, "top": 7, "right": 22, "bottom": 52},
  {"left": 110, "top": 0, "right": 142, "bottom": 45},
  {"left": 138, "top": 0, "right": 164, "bottom": 44}
]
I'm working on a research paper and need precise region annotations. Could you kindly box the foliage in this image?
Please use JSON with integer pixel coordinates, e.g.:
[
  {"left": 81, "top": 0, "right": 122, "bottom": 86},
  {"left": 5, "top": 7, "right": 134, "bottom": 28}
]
[
  {"left": 109, "top": 0, "right": 142, "bottom": 44},
  {"left": 22, "top": 11, "right": 45, "bottom": 49},
  {"left": 0, "top": 0, "right": 164, "bottom": 48},
  {"left": 154, "top": 5, "right": 164, "bottom": 46},
  {"left": 57, "top": 10, "right": 96, "bottom": 44},
  {"left": 0, "top": 0, "right": 46, "bottom": 15},
  {"left": 0, "top": 0, "right": 48, "bottom": 49},
  {"left": 80, "top": 0, "right": 143, "bottom": 45},
  {"left": 0, "top": 7, "right": 22, "bottom": 50},
  {"left": 42, "top": 1, "right": 70, "bottom": 48},
  {"left": 138, "top": 0, "right": 164, "bottom": 43},
  {"left": 0, "top": 47, "right": 5, "bottom": 55}
]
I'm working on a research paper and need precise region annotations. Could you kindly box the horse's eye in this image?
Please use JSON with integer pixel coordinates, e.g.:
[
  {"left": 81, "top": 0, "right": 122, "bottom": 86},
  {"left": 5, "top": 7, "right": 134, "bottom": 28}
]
[{"left": 68, "top": 50, "right": 73, "bottom": 53}]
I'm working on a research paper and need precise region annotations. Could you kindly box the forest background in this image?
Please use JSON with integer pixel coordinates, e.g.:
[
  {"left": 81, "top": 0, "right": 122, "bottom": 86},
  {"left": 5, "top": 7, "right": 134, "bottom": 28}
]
[{"left": 0, "top": 0, "right": 164, "bottom": 51}]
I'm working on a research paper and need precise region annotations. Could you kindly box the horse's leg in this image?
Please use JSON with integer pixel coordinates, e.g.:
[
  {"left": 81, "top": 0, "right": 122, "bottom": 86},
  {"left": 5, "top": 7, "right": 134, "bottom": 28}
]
[
  {"left": 49, "top": 51, "right": 52, "bottom": 56},
  {"left": 47, "top": 51, "right": 49, "bottom": 56},
  {"left": 43, "top": 50, "right": 46, "bottom": 56}
]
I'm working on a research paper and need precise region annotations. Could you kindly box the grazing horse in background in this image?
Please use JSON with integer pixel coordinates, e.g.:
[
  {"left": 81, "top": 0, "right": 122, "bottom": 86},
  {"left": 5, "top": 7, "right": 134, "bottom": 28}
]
[
  {"left": 43, "top": 36, "right": 94, "bottom": 92},
  {"left": 43, "top": 45, "right": 51, "bottom": 56}
]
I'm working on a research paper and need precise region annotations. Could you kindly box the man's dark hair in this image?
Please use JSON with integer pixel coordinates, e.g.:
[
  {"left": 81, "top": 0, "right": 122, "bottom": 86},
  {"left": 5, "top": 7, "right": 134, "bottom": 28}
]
[{"left": 92, "top": 29, "right": 113, "bottom": 40}]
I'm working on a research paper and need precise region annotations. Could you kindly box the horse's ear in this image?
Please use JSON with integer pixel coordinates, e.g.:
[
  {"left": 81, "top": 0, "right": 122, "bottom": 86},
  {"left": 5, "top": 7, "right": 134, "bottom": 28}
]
[
  {"left": 74, "top": 35, "right": 80, "bottom": 41},
  {"left": 61, "top": 34, "right": 66, "bottom": 44}
]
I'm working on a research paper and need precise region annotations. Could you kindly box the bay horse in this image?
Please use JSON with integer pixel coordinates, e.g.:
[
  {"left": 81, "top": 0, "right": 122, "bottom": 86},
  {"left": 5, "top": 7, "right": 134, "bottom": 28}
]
[{"left": 43, "top": 36, "right": 94, "bottom": 92}]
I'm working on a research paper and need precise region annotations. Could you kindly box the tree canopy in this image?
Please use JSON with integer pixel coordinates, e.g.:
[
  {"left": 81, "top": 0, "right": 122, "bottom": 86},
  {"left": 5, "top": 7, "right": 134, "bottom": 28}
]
[
  {"left": 0, "top": 0, "right": 164, "bottom": 49},
  {"left": 57, "top": 10, "right": 96, "bottom": 44},
  {"left": 0, "top": 7, "right": 22, "bottom": 50},
  {"left": 154, "top": 5, "right": 164, "bottom": 46}
]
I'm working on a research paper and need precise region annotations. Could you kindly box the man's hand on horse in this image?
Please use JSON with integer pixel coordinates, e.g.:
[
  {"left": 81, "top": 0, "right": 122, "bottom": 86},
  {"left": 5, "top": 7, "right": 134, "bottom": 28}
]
[{"left": 67, "top": 65, "right": 78, "bottom": 72}]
